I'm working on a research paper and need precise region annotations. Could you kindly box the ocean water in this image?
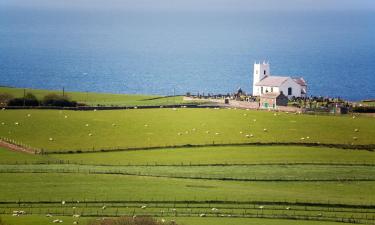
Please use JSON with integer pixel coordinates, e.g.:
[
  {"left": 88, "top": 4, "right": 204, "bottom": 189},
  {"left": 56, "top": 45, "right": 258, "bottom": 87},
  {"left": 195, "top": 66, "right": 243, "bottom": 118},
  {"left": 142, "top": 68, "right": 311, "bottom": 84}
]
[{"left": 0, "top": 8, "right": 374, "bottom": 100}]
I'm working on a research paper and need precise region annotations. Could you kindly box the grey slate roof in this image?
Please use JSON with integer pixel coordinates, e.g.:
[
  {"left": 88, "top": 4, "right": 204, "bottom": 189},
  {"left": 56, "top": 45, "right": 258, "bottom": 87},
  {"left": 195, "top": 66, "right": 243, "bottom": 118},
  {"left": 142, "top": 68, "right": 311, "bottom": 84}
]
[{"left": 255, "top": 76, "right": 290, "bottom": 87}]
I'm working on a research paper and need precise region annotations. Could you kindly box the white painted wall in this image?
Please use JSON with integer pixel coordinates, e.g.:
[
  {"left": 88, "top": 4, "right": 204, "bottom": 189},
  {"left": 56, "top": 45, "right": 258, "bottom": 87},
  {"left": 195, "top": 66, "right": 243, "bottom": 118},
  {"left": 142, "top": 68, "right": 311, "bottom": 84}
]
[
  {"left": 279, "top": 78, "right": 303, "bottom": 98},
  {"left": 252, "top": 62, "right": 270, "bottom": 96}
]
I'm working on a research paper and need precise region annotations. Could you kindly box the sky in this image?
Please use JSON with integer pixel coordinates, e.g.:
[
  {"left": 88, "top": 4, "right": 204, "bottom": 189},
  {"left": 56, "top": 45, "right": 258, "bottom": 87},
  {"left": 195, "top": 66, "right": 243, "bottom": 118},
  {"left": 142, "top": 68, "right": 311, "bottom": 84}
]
[{"left": 1, "top": 0, "right": 375, "bottom": 12}]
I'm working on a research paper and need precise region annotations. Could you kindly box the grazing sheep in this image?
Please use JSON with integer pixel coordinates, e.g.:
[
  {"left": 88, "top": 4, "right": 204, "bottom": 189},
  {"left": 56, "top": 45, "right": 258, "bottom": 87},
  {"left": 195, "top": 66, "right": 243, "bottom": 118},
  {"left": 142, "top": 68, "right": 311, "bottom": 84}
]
[
  {"left": 199, "top": 213, "right": 206, "bottom": 217},
  {"left": 243, "top": 114, "right": 247, "bottom": 116},
  {"left": 259, "top": 205, "right": 264, "bottom": 209},
  {"left": 88, "top": 133, "right": 92, "bottom": 136},
  {"left": 102, "top": 205, "right": 106, "bottom": 210},
  {"left": 300, "top": 137, "right": 305, "bottom": 140},
  {"left": 49, "top": 138, "right": 54, "bottom": 141},
  {"left": 239, "top": 131, "right": 243, "bottom": 134},
  {"left": 171, "top": 208, "right": 177, "bottom": 212},
  {"left": 353, "top": 137, "right": 358, "bottom": 140},
  {"left": 85, "top": 124, "right": 89, "bottom": 127},
  {"left": 211, "top": 208, "right": 219, "bottom": 212},
  {"left": 52, "top": 219, "right": 63, "bottom": 223},
  {"left": 27, "top": 114, "right": 31, "bottom": 117},
  {"left": 306, "top": 136, "right": 310, "bottom": 139},
  {"left": 73, "top": 214, "right": 80, "bottom": 218},
  {"left": 354, "top": 128, "right": 359, "bottom": 132},
  {"left": 177, "top": 132, "right": 182, "bottom": 136},
  {"left": 253, "top": 119, "right": 257, "bottom": 122},
  {"left": 206, "top": 131, "right": 210, "bottom": 134},
  {"left": 245, "top": 134, "right": 250, "bottom": 138},
  {"left": 250, "top": 134, "right": 254, "bottom": 137},
  {"left": 161, "top": 219, "right": 166, "bottom": 223},
  {"left": 1, "top": 122, "right": 4, "bottom": 125},
  {"left": 62, "top": 201, "right": 65, "bottom": 205},
  {"left": 64, "top": 115, "right": 68, "bottom": 119},
  {"left": 286, "top": 207, "right": 291, "bottom": 210},
  {"left": 215, "top": 132, "right": 220, "bottom": 135},
  {"left": 141, "top": 205, "right": 147, "bottom": 209},
  {"left": 14, "top": 122, "right": 19, "bottom": 125},
  {"left": 12, "top": 213, "right": 19, "bottom": 217},
  {"left": 46, "top": 214, "right": 53, "bottom": 217},
  {"left": 263, "top": 128, "right": 267, "bottom": 132},
  {"left": 144, "top": 124, "right": 148, "bottom": 127},
  {"left": 73, "top": 221, "right": 78, "bottom": 224}
]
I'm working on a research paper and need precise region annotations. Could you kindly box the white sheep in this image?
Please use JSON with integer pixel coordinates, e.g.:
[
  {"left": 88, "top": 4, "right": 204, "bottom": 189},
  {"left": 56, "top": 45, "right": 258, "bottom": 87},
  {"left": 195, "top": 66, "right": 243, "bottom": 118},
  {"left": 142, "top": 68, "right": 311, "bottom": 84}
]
[
  {"left": 73, "top": 214, "right": 80, "bottom": 218},
  {"left": 199, "top": 213, "right": 206, "bottom": 217},
  {"left": 49, "top": 138, "right": 54, "bottom": 141},
  {"left": 259, "top": 205, "right": 264, "bottom": 209},
  {"left": 141, "top": 205, "right": 147, "bottom": 209}
]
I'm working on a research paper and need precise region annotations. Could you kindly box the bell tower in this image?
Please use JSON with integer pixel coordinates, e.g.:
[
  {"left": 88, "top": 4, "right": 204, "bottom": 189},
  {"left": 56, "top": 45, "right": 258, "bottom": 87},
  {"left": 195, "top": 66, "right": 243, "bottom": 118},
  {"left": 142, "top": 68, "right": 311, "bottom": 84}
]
[{"left": 252, "top": 61, "right": 270, "bottom": 96}]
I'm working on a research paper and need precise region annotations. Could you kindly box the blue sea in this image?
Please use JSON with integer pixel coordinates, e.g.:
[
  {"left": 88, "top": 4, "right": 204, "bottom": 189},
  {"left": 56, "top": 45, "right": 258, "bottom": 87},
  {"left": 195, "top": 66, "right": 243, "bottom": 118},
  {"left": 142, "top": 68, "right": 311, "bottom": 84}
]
[{"left": 0, "top": 8, "right": 374, "bottom": 100}]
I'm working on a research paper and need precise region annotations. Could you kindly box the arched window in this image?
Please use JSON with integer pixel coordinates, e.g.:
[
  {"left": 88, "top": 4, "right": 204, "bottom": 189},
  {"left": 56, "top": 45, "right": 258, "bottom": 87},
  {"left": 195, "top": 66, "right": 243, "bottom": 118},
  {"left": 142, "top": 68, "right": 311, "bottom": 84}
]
[
  {"left": 288, "top": 87, "right": 292, "bottom": 95},
  {"left": 264, "top": 70, "right": 266, "bottom": 75}
]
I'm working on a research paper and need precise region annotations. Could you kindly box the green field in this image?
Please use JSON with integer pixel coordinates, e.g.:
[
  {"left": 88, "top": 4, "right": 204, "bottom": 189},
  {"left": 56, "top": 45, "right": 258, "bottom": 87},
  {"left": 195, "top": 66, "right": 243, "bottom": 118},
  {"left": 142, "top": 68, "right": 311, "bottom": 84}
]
[
  {"left": 0, "top": 105, "right": 374, "bottom": 225},
  {"left": 0, "top": 87, "right": 191, "bottom": 106},
  {"left": 0, "top": 108, "right": 374, "bottom": 152}
]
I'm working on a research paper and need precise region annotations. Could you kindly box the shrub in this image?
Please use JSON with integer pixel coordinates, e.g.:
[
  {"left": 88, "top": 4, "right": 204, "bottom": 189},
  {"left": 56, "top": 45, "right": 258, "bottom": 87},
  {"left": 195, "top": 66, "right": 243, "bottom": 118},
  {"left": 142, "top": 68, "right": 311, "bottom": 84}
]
[
  {"left": 42, "top": 94, "right": 77, "bottom": 107},
  {"left": 88, "top": 217, "right": 178, "bottom": 225},
  {"left": 7, "top": 92, "right": 39, "bottom": 106},
  {"left": 352, "top": 106, "right": 375, "bottom": 113},
  {"left": 0, "top": 93, "right": 14, "bottom": 106}
]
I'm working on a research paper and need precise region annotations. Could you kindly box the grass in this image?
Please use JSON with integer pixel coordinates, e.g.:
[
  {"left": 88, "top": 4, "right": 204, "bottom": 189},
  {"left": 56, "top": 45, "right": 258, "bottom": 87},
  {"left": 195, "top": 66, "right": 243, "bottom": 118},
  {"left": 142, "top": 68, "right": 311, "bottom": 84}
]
[
  {"left": 51, "top": 146, "right": 375, "bottom": 165},
  {"left": 0, "top": 109, "right": 374, "bottom": 152},
  {"left": 0, "top": 148, "right": 52, "bottom": 164},
  {"left": 0, "top": 87, "right": 189, "bottom": 106},
  {"left": 0, "top": 216, "right": 353, "bottom": 225},
  {"left": 0, "top": 173, "right": 374, "bottom": 205}
]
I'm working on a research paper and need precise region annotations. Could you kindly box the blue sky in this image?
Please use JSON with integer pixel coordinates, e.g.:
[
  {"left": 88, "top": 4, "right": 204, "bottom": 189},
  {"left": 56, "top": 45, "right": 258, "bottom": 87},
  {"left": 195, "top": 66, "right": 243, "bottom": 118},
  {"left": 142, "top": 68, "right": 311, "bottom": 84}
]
[{"left": 1, "top": 0, "right": 375, "bottom": 12}]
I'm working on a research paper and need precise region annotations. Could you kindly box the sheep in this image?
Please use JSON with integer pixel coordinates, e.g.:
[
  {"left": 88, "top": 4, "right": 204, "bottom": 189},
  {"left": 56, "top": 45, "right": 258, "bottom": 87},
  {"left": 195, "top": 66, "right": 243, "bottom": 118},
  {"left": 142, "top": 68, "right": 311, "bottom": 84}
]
[
  {"left": 300, "top": 137, "right": 305, "bottom": 140},
  {"left": 353, "top": 137, "right": 358, "bottom": 140},
  {"left": 88, "top": 133, "right": 92, "bottom": 136},
  {"left": 239, "top": 131, "right": 243, "bottom": 134},
  {"left": 144, "top": 124, "right": 148, "bottom": 127},
  {"left": 215, "top": 132, "right": 220, "bottom": 135},
  {"left": 27, "top": 114, "right": 31, "bottom": 117},
  {"left": 171, "top": 208, "right": 177, "bottom": 212},
  {"left": 12, "top": 211, "right": 19, "bottom": 214},
  {"left": 354, "top": 128, "right": 359, "bottom": 132},
  {"left": 206, "top": 131, "right": 210, "bottom": 134},
  {"left": 102, "top": 205, "right": 106, "bottom": 210},
  {"left": 134, "top": 107, "right": 138, "bottom": 109},
  {"left": 253, "top": 119, "right": 257, "bottom": 122},
  {"left": 259, "top": 205, "right": 264, "bottom": 209},
  {"left": 177, "top": 132, "right": 182, "bottom": 136},
  {"left": 46, "top": 214, "right": 53, "bottom": 217},
  {"left": 19, "top": 211, "right": 25, "bottom": 214},
  {"left": 306, "top": 136, "right": 310, "bottom": 139},
  {"left": 61, "top": 201, "right": 65, "bottom": 205},
  {"left": 73, "top": 214, "right": 80, "bottom": 218},
  {"left": 172, "top": 108, "right": 177, "bottom": 111},
  {"left": 245, "top": 134, "right": 250, "bottom": 138},
  {"left": 1, "top": 122, "right": 4, "bottom": 125},
  {"left": 52, "top": 219, "right": 63, "bottom": 223},
  {"left": 14, "top": 122, "right": 19, "bottom": 125},
  {"left": 141, "top": 205, "right": 147, "bottom": 209},
  {"left": 211, "top": 208, "right": 219, "bottom": 212},
  {"left": 199, "top": 213, "right": 206, "bottom": 217},
  {"left": 49, "top": 138, "right": 54, "bottom": 141},
  {"left": 12, "top": 213, "right": 19, "bottom": 217},
  {"left": 286, "top": 207, "right": 291, "bottom": 210},
  {"left": 64, "top": 115, "right": 68, "bottom": 119},
  {"left": 243, "top": 114, "right": 247, "bottom": 116},
  {"left": 263, "top": 128, "right": 267, "bottom": 132},
  {"left": 85, "top": 124, "right": 89, "bottom": 127},
  {"left": 160, "top": 219, "right": 166, "bottom": 223},
  {"left": 73, "top": 221, "right": 79, "bottom": 224},
  {"left": 250, "top": 134, "right": 254, "bottom": 137}
]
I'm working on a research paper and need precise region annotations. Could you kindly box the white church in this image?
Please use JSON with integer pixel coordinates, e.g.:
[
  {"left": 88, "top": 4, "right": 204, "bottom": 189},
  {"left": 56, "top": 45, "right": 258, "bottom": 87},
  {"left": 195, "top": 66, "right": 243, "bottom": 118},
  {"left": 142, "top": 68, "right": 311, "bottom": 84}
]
[{"left": 252, "top": 61, "right": 307, "bottom": 98}]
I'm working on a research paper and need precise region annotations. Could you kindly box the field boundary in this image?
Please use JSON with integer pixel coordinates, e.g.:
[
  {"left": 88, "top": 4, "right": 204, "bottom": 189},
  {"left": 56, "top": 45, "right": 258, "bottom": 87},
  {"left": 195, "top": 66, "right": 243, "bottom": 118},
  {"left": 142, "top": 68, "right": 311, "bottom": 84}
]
[
  {"left": 41, "top": 142, "right": 375, "bottom": 155},
  {"left": 0, "top": 139, "right": 39, "bottom": 154}
]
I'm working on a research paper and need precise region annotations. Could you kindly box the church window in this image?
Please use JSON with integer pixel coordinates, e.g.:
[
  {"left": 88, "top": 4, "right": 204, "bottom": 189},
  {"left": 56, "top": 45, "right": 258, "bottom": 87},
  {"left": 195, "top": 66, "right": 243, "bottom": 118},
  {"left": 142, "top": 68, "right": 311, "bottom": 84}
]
[
  {"left": 288, "top": 87, "right": 292, "bottom": 95},
  {"left": 264, "top": 70, "right": 266, "bottom": 75},
  {"left": 261, "top": 87, "right": 263, "bottom": 94}
]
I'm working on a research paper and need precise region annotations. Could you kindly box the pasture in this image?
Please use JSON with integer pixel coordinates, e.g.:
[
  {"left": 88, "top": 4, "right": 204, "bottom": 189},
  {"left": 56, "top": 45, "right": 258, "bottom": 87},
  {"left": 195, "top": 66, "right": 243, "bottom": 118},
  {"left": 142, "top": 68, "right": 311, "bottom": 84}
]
[
  {"left": 0, "top": 106, "right": 374, "bottom": 225},
  {"left": 0, "top": 108, "right": 374, "bottom": 152},
  {"left": 0, "top": 87, "right": 187, "bottom": 106}
]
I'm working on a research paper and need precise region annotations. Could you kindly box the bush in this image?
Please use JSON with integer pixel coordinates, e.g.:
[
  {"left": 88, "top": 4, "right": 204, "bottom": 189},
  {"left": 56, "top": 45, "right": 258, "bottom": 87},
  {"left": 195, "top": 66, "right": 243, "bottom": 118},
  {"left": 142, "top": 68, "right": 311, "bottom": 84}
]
[
  {"left": 88, "top": 217, "right": 178, "bottom": 225},
  {"left": 42, "top": 94, "right": 77, "bottom": 107},
  {"left": 7, "top": 92, "right": 39, "bottom": 106},
  {"left": 0, "top": 93, "right": 14, "bottom": 106},
  {"left": 352, "top": 106, "right": 375, "bottom": 113}
]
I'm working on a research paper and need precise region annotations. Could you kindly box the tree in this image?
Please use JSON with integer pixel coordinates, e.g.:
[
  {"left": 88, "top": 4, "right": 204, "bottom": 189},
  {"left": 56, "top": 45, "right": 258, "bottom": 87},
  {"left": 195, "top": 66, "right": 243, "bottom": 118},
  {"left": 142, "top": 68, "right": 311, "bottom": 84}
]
[{"left": 42, "top": 94, "right": 77, "bottom": 107}]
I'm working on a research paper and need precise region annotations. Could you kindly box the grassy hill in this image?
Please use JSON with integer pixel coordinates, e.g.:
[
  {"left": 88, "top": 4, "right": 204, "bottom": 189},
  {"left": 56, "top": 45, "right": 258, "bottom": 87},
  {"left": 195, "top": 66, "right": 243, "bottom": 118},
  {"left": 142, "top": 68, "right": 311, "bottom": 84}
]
[
  {"left": 0, "top": 99, "right": 374, "bottom": 225},
  {"left": 0, "top": 108, "right": 374, "bottom": 152},
  {"left": 0, "top": 87, "right": 189, "bottom": 106}
]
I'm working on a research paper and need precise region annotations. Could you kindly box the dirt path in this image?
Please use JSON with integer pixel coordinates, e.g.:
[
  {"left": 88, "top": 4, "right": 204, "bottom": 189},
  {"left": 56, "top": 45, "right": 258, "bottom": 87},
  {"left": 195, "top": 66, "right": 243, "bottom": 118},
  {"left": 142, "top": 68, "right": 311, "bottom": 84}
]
[{"left": 0, "top": 139, "right": 38, "bottom": 154}]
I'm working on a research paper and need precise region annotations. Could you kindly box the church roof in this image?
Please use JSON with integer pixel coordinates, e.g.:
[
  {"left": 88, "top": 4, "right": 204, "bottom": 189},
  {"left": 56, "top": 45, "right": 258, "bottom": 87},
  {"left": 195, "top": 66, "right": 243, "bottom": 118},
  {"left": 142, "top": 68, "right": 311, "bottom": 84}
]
[
  {"left": 293, "top": 77, "right": 307, "bottom": 86},
  {"left": 255, "top": 76, "right": 290, "bottom": 87}
]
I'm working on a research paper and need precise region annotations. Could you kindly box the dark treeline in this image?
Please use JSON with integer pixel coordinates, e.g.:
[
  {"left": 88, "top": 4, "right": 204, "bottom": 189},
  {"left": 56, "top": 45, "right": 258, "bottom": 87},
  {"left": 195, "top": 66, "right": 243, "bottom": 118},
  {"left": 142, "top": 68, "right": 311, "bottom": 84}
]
[{"left": 0, "top": 93, "right": 78, "bottom": 107}]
